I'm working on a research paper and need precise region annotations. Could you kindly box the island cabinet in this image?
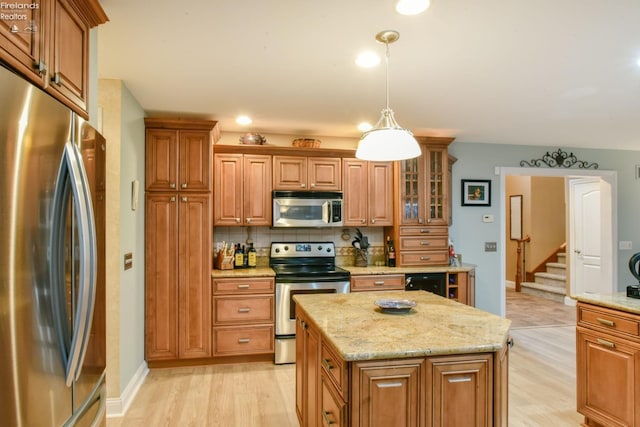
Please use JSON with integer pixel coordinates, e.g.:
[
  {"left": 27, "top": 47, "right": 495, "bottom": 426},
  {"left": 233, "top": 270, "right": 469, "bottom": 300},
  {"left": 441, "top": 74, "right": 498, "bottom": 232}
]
[
  {"left": 295, "top": 291, "right": 510, "bottom": 427},
  {"left": 211, "top": 277, "right": 275, "bottom": 357},
  {"left": 213, "top": 153, "right": 272, "bottom": 226},
  {"left": 145, "top": 118, "right": 218, "bottom": 363},
  {"left": 386, "top": 137, "right": 455, "bottom": 267},
  {"left": 576, "top": 301, "right": 640, "bottom": 427},
  {"left": 273, "top": 155, "right": 341, "bottom": 191},
  {"left": 0, "top": 0, "right": 108, "bottom": 117},
  {"left": 343, "top": 159, "right": 393, "bottom": 226}
]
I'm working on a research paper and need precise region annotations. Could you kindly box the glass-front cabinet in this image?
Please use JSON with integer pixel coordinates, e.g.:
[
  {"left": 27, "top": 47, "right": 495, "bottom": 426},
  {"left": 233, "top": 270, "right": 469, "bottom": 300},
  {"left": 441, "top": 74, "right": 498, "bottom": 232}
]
[
  {"left": 399, "top": 139, "right": 451, "bottom": 227},
  {"left": 389, "top": 137, "right": 455, "bottom": 267}
]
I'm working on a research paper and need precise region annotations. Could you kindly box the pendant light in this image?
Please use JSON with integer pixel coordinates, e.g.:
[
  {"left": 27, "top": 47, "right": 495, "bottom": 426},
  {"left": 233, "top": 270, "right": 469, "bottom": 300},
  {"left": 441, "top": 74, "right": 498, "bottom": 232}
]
[{"left": 356, "top": 30, "right": 421, "bottom": 161}]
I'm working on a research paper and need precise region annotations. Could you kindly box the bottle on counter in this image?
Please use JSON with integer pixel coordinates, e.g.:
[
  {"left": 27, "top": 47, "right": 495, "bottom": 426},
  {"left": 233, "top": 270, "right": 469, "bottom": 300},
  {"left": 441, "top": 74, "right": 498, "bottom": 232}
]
[
  {"left": 242, "top": 245, "right": 249, "bottom": 268},
  {"left": 386, "top": 236, "right": 396, "bottom": 267},
  {"left": 248, "top": 242, "right": 257, "bottom": 267},
  {"left": 234, "top": 243, "right": 244, "bottom": 268}
]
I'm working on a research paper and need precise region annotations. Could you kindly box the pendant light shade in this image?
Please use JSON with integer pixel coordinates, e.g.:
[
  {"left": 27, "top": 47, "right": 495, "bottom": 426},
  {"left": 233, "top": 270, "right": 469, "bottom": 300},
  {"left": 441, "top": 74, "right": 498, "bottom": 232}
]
[{"left": 356, "top": 30, "right": 421, "bottom": 162}]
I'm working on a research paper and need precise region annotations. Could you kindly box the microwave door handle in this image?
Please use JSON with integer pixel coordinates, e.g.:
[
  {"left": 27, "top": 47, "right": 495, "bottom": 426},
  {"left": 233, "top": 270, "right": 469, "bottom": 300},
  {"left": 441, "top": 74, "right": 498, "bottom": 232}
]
[{"left": 323, "top": 201, "right": 331, "bottom": 224}]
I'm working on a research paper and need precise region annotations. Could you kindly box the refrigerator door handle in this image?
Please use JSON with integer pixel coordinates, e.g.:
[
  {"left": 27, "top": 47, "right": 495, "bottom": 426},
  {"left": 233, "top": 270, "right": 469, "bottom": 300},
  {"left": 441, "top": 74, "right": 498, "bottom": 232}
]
[{"left": 50, "top": 141, "right": 98, "bottom": 386}]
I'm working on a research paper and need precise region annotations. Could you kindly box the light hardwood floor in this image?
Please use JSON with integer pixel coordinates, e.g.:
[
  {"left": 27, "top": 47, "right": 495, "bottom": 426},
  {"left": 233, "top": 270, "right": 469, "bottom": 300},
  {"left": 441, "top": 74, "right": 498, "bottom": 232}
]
[{"left": 108, "top": 291, "right": 583, "bottom": 426}]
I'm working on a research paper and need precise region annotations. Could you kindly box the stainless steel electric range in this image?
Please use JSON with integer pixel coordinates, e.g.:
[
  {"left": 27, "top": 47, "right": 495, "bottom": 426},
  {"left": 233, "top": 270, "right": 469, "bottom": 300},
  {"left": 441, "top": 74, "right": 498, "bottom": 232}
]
[{"left": 270, "top": 242, "right": 350, "bottom": 364}]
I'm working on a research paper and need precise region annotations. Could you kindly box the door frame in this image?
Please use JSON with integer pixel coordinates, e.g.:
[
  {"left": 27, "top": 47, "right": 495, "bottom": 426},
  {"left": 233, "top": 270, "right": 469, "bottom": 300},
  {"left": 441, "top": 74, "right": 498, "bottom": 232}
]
[{"left": 497, "top": 167, "right": 617, "bottom": 317}]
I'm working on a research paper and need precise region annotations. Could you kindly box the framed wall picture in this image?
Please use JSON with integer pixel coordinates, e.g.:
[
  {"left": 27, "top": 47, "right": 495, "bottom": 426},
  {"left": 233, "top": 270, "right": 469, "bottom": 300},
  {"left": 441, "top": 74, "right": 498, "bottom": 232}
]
[
  {"left": 509, "top": 195, "right": 523, "bottom": 240},
  {"left": 461, "top": 179, "right": 491, "bottom": 206}
]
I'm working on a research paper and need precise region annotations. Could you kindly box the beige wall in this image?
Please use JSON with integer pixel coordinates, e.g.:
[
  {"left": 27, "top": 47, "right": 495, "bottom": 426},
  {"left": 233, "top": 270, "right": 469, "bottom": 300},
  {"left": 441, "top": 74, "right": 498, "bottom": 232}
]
[
  {"left": 217, "top": 131, "right": 358, "bottom": 149},
  {"left": 505, "top": 176, "right": 566, "bottom": 282}
]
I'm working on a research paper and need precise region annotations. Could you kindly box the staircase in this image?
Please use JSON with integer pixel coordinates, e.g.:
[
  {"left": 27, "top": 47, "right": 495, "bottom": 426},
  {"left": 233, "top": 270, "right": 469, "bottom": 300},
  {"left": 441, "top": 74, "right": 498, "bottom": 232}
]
[{"left": 521, "top": 253, "right": 567, "bottom": 302}]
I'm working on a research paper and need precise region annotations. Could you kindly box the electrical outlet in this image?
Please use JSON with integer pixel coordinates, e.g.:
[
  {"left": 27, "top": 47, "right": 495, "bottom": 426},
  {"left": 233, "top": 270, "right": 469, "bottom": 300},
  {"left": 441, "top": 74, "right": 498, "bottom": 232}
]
[{"left": 484, "top": 242, "right": 497, "bottom": 252}]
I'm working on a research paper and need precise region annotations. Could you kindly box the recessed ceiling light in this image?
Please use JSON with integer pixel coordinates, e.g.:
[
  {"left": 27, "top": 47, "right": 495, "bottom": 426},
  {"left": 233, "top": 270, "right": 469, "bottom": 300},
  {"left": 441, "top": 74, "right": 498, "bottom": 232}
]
[
  {"left": 236, "top": 115, "right": 252, "bottom": 125},
  {"left": 396, "top": 0, "right": 431, "bottom": 15},
  {"left": 356, "top": 51, "right": 381, "bottom": 68},
  {"left": 358, "top": 122, "right": 373, "bottom": 132}
]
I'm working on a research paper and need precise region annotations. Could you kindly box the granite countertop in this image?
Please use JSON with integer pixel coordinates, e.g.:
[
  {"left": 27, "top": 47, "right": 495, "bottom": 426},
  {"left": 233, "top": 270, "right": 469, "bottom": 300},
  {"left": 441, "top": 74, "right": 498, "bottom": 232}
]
[
  {"left": 574, "top": 292, "right": 640, "bottom": 315},
  {"left": 211, "top": 267, "right": 275, "bottom": 278},
  {"left": 211, "top": 263, "right": 475, "bottom": 278},
  {"left": 343, "top": 263, "right": 476, "bottom": 275},
  {"left": 294, "top": 290, "right": 511, "bottom": 362}
]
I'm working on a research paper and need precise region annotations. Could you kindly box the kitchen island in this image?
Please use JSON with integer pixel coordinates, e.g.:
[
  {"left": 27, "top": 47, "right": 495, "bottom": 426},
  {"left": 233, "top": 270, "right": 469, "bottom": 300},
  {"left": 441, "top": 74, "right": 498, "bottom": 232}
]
[
  {"left": 294, "top": 290, "right": 511, "bottom": 427},
  {"left": 574, "top": 292, "right": 640, "bottom": 427}
]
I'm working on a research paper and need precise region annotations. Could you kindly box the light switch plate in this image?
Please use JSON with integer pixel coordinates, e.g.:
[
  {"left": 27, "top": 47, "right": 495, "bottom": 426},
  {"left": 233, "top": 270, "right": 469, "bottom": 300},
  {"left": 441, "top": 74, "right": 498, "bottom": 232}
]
[
  {"left": 484, "top": 242, "right": 497, "bottom": 252},
  {"left": 620, "top": 241, "right": 633, "bottom": 250}
]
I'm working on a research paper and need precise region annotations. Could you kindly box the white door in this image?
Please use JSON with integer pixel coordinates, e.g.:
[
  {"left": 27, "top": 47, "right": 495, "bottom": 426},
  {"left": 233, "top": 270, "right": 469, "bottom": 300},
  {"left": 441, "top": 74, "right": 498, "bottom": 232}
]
[{"left": 569, "top": 178, "right": 613, "bottom": 295}]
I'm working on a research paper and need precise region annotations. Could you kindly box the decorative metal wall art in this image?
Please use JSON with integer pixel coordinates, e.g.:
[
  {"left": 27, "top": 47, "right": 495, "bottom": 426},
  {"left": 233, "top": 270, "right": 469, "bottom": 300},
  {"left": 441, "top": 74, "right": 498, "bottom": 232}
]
[{"left": 519, "top": 148, "right": 598, "bottom": 169}]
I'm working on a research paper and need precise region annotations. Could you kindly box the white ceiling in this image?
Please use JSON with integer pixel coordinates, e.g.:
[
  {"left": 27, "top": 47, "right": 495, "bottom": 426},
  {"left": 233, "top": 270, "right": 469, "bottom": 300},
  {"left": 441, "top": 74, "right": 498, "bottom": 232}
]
[{"left": 97, "top": 0, "right": 640, "bottom": 150}]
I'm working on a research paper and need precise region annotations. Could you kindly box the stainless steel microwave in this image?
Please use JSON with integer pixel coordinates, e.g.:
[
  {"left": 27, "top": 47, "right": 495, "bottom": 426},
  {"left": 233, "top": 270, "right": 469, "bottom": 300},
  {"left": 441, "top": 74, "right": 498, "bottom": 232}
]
[{"left": 272, "top": 191, "right": 343, "bottom": 227}]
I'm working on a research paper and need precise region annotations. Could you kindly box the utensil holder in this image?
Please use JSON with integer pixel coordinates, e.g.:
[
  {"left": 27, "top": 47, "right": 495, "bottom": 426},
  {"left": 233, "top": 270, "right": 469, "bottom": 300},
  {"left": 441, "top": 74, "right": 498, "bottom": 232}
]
[
  {"left": 215, "top": 252, "right": 234, "bottom": 270},
  {"left": 354, "top": 249, "right": 368, "bottom": 267}
]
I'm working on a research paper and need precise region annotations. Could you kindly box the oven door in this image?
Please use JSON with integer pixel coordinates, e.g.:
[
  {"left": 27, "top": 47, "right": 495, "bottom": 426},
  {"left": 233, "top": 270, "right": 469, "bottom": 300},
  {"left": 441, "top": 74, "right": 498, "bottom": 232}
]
[{"left": 275, "top": 280, "right": 350, "bottom": 336}]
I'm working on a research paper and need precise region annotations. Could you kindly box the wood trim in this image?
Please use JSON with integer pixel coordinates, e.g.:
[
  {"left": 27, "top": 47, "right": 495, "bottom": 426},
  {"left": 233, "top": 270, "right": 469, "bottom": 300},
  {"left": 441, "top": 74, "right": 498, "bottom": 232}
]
[
  {"left": 67, "top": 0, "right": 109, "bottom": 27},
  {"left": 144, "top": 117, "right": 219, "bottom": 131},
  {"left": 146, "top": 353, "right": 274, "bottom": 368},
  {"left": 213, "top": 143, "right": 356, "bottom": 158}
]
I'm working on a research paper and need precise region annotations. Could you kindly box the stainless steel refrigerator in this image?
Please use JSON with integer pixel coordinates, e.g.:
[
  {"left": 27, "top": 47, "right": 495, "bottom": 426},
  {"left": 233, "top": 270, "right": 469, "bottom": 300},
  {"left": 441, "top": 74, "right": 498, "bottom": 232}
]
[{"left": 0, "top": 64, "right": 107, "bottom": 426}]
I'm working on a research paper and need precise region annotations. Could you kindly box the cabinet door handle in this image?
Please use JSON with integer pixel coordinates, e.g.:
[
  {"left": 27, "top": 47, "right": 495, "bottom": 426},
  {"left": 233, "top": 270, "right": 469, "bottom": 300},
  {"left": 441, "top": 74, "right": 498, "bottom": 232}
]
[
  {"left": 238, "top": 338, "right": 251, "bottom": 344},
  {"left": 418, "top": 218, "right": 424, "bottom": 224},
  {"left": 246, "top": 218, "right": 252, "bottom": 224},
  {"left": 376, "top": 381, "right": 403, "bottom": 388},
  {"left": 420, "top": 229, "right": 430, "bottom": 233},
  {"left": 181, "top": 197, "right": 187, "bottom": 202},
  {"left": 300, "top": 183, "right": 306, "bottom": 188},
  {"left": 238, "top": 307, "right": 251, "bottom": 313},
  {"left": 596, "top": 318, "right": 615, "bottom": 327},
  {"left": 597, "top": 338, "right": 616, "bottom": 348},
  {"left": 181, "top": 183, "right": 187, "bottom": 189},
  {"left": 448, "top": 376, "right": 472, "bottom": 383},
  {"left": 371, "top": 219, "right": 376, "bottom": 224},
  {"left": 361, "top": 219, "right": 366, "bottom": 224},
  {"left": 235, "top": 218, "right": 241, "bottom": 223},
  {"left": 310, "top": 183, "right": 316, "bottom": 188},
  {"left": 33, "top": 60, "right": 47, "bottom": 75},
  {"left": 321, "top": 358, "right": 334, "bottom": 371},
  {"left": 420, "top": 241, "right": 430, "bottom": 245},
  {"left": 237, "top": 284, "right": 250, "bottom": 289},
  {"left": 170, "top": 196, "right": 176, "bottom": 202},
  {"left": 374, "top": 281, "right": 385, "bottom": 285},
  {"left": 322, "top": 410, "right": 336, "bottom": 425},
  {"left": 169, "top": 183, "right": 176, "bottom": 189},
  {"left": 51, "top": 72, "right": 61, "bottom": 85},
  {"left": 420, "top": 256, "right": 431, "bottom": 260}
]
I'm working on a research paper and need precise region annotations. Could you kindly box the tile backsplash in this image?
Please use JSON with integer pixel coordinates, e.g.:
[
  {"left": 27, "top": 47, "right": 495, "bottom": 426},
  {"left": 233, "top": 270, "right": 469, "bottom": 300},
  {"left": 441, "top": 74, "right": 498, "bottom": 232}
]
[{"left": 213, "top": 226, "right": 386, "bottom": 266}]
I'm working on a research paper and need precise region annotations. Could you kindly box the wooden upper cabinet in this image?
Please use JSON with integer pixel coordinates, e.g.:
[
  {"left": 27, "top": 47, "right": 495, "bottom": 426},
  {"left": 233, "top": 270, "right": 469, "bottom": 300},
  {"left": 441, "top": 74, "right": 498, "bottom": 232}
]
[
  {"left": 343, "top": 159, "right": 393, "bottom": 226},
  {"left": 0, "top": 0, "right": 47, "bottom": 86},
  {"left": 398, "top": 139, "right": 453, "bottom": 226},
  {"left": 214, "top": 153, "right": 272, "bottom": 226},
  {"left": 273, "top": 155, "right": 341, "bottom": 191},
  {"left": 0, "top": 0, "right": 108, "bottom": 117},
  {"left": 145, "top": 118, "right": 218, "bottom": 192}
]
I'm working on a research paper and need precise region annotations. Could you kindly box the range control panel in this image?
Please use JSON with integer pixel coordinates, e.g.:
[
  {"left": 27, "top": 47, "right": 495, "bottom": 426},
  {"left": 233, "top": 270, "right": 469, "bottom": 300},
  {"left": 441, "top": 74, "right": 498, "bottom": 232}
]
[{"left": 270, "top": 242, "right": 336, "bottom": 258}]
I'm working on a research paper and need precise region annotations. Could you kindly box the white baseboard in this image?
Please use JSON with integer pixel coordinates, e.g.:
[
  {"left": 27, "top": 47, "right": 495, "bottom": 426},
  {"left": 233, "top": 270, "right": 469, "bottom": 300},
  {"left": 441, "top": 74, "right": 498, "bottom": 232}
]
[
  {"left": 106, "top": 360, "right": 149, "bottom": 418},
  {"left": 505, "top": 280, "right": 515, "bottom": 289}
]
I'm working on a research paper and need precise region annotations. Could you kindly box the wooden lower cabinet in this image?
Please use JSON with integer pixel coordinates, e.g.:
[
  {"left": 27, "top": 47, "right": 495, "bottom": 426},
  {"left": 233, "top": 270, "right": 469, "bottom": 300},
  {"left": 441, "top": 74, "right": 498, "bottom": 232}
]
[
  {"left": 577, "top": 302, "right": 640, "bottom": 427},
  {"left": 145, "top": 193, "right": 212, "bottom": 361},
  {"left": 297, "top": 309, "right": 507, "bottom": 427},
  {"left": 427, "top": 354, "right": 492, "bottom": 427},
  {"left": 350, "top": 274, "right": 404, "bottom": 292},
  {"left": 212, "top": 277, "right": 275, "bottom": 357},
  {"left": 352, "top": 359, "right": 425, "bottom": 427}
]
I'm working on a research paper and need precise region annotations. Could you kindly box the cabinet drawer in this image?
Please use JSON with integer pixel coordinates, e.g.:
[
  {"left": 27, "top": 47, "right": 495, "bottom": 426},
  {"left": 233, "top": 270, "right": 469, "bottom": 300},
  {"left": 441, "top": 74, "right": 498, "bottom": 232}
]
[
  {"left": 579, "top": 305, "right": 640, "bottom": 337},
  {"left": 321, "top": 373, "right": 347, "bottom": 427},
  {"left": 399, "top": 226, "right": 448, "bottom": 236},
  {"left": 213, "top": 295, "right": 274, "bottom": 325},
  {"left": 399, "top": 250, "right": 449, "bottom": 266},
  {"left": 350, "top": 275, "right": 404, "bottom": 292},
  {"left": 399, "top": 235, "right": 448, "bottom": 251},
  {"left": 321, "top": 341, "right": 348, "bottom": 396},
  {"left": 212, "top": 277, "right": 274, "bottom": 294},
  {"left": 213, "top": 325, "right": 274, "bottom": 356}
]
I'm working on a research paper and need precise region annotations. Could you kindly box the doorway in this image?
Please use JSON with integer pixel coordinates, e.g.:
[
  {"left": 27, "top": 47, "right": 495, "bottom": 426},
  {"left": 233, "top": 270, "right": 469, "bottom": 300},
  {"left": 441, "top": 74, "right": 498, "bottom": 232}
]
[{"left": 498, "top": 167, "right": 617, "bottom": 317}]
